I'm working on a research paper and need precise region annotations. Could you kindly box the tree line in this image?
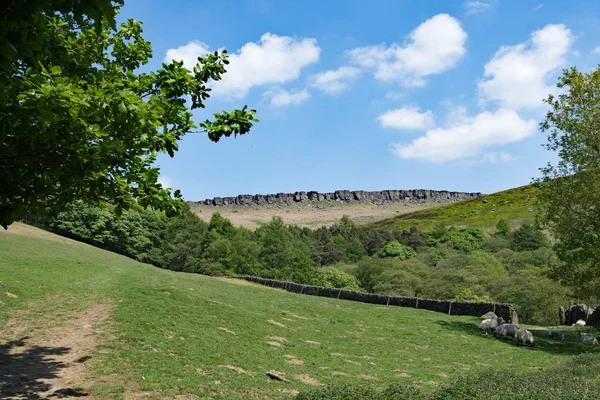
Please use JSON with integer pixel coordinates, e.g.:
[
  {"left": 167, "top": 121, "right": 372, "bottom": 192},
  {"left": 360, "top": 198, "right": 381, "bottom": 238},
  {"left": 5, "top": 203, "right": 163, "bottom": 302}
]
[{"left": 28, "top": 201, "right": 573, "bottom": 325}]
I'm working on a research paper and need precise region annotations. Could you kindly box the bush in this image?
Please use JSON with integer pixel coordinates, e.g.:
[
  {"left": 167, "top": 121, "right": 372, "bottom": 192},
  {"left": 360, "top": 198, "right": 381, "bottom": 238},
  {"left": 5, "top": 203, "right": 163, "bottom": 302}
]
[
  {"left": 376, "top": 241, "right": 417, "bottom": 260},
  {"left": 429, "top": 228, "right": 485, "bottom": 253},
  {"left": 510, "top": 224, "right": 551, "bottom": 252},
  {"left": 493, "top": 266, "right": 570, "bottom": 325},
  {"left": 316, "top": 267, "right": 361, "bottom": 291},
  {"left": 452, "top": 288, "right": 491, "bottom": 302}
]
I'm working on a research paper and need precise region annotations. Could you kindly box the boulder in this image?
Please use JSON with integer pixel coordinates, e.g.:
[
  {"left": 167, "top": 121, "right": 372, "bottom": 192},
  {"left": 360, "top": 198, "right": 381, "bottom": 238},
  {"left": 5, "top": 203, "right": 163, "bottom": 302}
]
[
  {"left": 564, "top": 304, "right": 591, "bottom": 326},
  {"left": 586, "top": 305, "right": 600, "bottom": 327}
]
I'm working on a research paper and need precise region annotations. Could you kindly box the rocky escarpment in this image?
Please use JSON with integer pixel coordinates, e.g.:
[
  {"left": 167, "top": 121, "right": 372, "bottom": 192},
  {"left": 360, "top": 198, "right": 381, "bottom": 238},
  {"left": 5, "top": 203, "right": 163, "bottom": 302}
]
[{"left": 194, "top": 189, "right": 482, "bottom": 207}]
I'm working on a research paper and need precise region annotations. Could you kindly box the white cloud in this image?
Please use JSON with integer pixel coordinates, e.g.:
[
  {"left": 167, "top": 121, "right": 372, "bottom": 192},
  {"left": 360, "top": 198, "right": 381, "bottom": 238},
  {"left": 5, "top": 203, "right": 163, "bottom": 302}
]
[
  {"left": 385, "top": 91, "right": 406, "bottom": 100},
  {"left": 478, "top": 24, "right": 574, "bottom": 110},
  {"left": 464, "top": 1, "right": 492, "bottom": 15},
  {"left": 309, "top": 66, "right": 361, "bottom": 94},
  {"left": 165, "top": 33, "right": 320, "bottom": 99},
  {"left": 592, "top": 46, "right": 600, "bottom": 55},
  {"left": 164, "top": 41, "right": 211, "bottom": 70},
  {"left": 348, "top": 14, "right": 467, "bottom": 87},
  {"left": 391, "top": 109, "right": 536, "bottom": 162},
  {"left": 532, "top": 3, "right": 544, "bottom": 11},
  {"left": 377, "top": 106, "right": 435, "bottom": 130},
  {"left": 268, "top": 89, "right": 311, "bottom": 107}
]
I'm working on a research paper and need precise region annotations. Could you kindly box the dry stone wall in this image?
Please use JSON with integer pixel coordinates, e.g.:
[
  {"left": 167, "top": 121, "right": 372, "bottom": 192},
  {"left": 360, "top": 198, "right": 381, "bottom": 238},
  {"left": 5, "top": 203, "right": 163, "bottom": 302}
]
[
  {"left": 194, "top": 189, "right": 482, "bottom": 207},
  {"left": 237, "top": 276, "right": 518, "bottom": 324}
]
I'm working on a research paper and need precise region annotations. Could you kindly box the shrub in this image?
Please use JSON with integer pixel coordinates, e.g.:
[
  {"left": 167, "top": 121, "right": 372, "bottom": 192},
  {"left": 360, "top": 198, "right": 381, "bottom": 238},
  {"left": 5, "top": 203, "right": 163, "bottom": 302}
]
[
  {"left": 452, "top": 288, "right": 492, "bottom": 302},
  {"left": 376, "top": 241, "right": 417, "bottom": 260},
  {"left": 429, "top": 227, "right": 485, "bottom": 253},
  {"left": 510, "top": 224, "right": 551, "bottom": 252},
  {"left": 316, "top": 267, "right": 361, "bottom": 291}
]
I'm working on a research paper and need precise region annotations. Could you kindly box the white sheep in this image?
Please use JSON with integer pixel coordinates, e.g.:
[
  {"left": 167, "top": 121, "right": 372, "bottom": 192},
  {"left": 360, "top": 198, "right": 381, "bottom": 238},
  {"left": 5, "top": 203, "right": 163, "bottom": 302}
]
[
  {"left": 513, "top": 329, "right": 535, "bottom": 346},
  {"left": 479, "top": 318, "right": 498, "bottom": 335},
  {"left": 494, "top": 323, "right": 519, "bottom": 340},
  {"left": 572, "top": 319, "right": 586, "bottom": 327}
]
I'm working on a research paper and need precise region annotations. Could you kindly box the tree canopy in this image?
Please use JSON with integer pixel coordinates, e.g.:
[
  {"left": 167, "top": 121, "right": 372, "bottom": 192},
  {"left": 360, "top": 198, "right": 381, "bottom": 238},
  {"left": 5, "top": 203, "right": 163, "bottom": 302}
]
[
  {"left": 537, "top": 66, "right": 600, "bottom": 295},
  {"left": 0, "top": 0, "right": 258, "bottom": 228}
]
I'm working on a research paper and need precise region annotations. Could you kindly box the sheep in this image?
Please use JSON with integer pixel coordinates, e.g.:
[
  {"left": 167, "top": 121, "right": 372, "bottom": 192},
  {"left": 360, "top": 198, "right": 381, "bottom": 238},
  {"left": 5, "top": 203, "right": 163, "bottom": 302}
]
[
  {"left": 572, "top": 319, "right": 586, "bottom": 327},
  {"left": 513, "top": 329, "right": 535, "bottom": 346},
  {"left": 576, "top": 331, "right": 593, "bottom": 340},
  {"left": 496, "top": 317, "right": 506, "bottom": 326},
  {"left": 479, "top": 318, "right": 498, "bottom": 335},
  {"left": 580, "top": 335, "right": 598, "bottom": 345},
  {"left": 494, "top": 323, "right": 519, "bottom": 339},
  {"left": 481, "top": 312, "right": 497, "bottom": 320},
  {"left": 547, "top": 330, "right": 565, "bottom": 340}
]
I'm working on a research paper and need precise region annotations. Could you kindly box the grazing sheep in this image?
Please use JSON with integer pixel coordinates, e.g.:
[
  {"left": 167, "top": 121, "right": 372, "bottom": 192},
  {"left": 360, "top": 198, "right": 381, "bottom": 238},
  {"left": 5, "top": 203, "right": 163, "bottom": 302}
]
[
  {"left": 576, "top": 331, "right": 592, "bottom": 340},
  {"left": 494, "top": 323, "right": 519, "bottom": 339},
  {"left": 479, "top": 318, "right": 498, "bottom": 335},
  {"left": 496, "top": 317, "right": 506, "bottom": 326},
  {"left": 547, "top": 330, "right": 565, "bottom": 340},
  {"left": 572, "top": 319, "right": 586, "bottom": 327},
  {"left": 513, "top": 329, "right": 535, "bottom": 346},
  {"left": 481, "top": 312, "right": 497, "bottom": 320},
  {"left": 580, "top": 335, "right": 598, "bottom": 345}
]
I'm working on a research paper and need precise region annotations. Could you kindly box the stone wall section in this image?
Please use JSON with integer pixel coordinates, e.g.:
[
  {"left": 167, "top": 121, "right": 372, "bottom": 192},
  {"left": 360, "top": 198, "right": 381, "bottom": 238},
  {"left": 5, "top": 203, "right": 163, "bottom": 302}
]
[{"left": 237, "top": 275, "right": 518, "bottom": 324}]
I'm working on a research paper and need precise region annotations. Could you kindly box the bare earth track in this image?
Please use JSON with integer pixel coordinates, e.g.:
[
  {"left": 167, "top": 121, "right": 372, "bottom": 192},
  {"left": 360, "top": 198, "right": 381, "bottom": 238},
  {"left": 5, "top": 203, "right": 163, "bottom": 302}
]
[{"left": 0, "top": 304, "right": 112, "bottom": 399}]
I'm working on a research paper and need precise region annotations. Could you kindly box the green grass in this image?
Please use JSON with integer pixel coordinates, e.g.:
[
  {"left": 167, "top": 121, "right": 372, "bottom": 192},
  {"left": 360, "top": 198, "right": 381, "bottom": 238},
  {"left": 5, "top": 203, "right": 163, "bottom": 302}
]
[
  {"left": 366, "top": 185, "right": 537, "bottom": 232},
  {"left": 1, "top": 223, "right": 597, "bottom": 399}
]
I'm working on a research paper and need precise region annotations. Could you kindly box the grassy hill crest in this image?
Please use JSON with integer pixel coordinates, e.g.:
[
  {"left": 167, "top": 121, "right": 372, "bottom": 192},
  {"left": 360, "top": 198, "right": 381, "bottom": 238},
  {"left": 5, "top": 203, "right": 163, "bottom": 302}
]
[{"left": 366, "top": 185, "right": 537, "bottom": 232}]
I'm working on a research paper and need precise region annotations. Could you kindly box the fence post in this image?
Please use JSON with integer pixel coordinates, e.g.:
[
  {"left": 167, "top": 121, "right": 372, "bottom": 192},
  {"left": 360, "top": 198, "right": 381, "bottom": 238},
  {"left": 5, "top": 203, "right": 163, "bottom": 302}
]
[
  {"left": 415, "top": 298, "right": 419, "bottom": 309},
  {"left": 387, "top": 295, "right": 391, "bottom": 306},
  {"left": 448, "top": 301, "right": 452, "bottom": 315},
  {"left": 337, "top": 289, "right": 342, "bottom": 299},
  {"left": 493, "top": 303, "right": 496, "bottom": 314},
  {"left": 300, "top": 285, "right": 305, "bottom": 294}
]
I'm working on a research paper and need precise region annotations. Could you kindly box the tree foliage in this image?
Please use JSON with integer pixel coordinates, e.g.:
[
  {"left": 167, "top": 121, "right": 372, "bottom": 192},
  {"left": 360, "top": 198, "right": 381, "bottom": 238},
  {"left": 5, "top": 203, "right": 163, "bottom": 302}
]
[
  {"left": 536, "top": 66, "right": 600, "bottom": 295},
  {"left": 36, "top": 203, "right": 570, "bottom": 324},
  {"left": 0, "top": 0, "right": 258, "bottom": 228}
]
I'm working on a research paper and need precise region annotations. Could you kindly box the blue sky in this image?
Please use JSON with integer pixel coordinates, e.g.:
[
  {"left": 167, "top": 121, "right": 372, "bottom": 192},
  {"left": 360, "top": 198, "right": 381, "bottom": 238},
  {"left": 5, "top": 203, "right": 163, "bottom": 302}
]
[{"left": 119, "top": 0, "right": 600, "bottom": 200}]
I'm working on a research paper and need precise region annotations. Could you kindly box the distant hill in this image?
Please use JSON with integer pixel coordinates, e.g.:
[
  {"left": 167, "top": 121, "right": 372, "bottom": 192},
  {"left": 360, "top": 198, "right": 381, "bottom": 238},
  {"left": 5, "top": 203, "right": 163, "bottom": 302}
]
[
  {"left": 365, "top": 184, "right": 537, "bottom": 232},
  {"left": 190, "top": 188, "right": 482, "bottom": 230},
  {"left": 190, "top": 186, "right": 536, "bottom": 231}
]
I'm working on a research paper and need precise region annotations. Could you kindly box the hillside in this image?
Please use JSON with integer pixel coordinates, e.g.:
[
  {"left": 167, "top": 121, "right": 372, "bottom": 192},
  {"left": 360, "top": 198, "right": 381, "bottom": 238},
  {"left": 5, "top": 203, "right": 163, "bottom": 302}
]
[
  {"left": 366, "top": 185, "right": 537, "bottom": 232},
  {"left": 191, "top": 201, "right": 436, "bottom": 230},
  {"left": 0, "top": 223, "right": 595, "bottom": 399}
]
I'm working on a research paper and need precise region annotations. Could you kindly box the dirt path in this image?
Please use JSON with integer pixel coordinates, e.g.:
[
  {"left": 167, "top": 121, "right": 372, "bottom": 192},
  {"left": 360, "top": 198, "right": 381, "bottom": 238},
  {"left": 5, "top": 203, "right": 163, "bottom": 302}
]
[{"left": 0, "top": 304, "right": 112, "bottom": 399}]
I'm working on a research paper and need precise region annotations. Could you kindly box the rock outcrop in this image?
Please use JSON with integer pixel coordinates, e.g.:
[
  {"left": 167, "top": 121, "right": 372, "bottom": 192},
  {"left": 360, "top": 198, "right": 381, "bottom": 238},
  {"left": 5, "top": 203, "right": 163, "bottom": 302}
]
[
  {"left": 194, "top": 189, "right": 482, "bottom": 207},
  {"left": 564, "top": 304, "right": 592, "bottom": 325},
  {"left": 585, "top": 305, "right": 600, "bottom": 327}
]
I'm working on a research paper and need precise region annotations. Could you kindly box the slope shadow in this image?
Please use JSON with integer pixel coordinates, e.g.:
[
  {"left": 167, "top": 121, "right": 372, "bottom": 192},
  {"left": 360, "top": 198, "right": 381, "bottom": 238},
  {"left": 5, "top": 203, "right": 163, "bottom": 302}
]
[
  {"left": 0, "top": 336, "right": 89, "bottom": 399},
  {"left": 435, "top": 320, "right": 600, "bottom": 356}
]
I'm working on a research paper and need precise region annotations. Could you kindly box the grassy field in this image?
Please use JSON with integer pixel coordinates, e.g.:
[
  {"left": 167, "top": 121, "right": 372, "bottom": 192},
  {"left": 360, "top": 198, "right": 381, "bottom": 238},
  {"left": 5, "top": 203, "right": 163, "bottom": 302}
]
[
  {"left": 366, "top": 185, "right": 537, "bottom": 232},
  {"left": 1, "top": 223, "right": 597, "bottom": 399}
]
